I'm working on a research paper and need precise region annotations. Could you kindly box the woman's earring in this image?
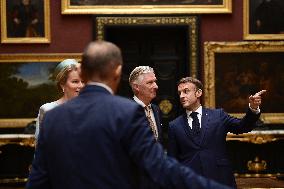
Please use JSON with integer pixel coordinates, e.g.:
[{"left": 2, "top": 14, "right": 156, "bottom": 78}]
[{"left": 62, "top": 88, "right": 65, "bottom": 93}]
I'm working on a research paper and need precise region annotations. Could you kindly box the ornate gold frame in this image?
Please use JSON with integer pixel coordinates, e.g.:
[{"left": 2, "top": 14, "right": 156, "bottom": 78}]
[
  {"left": 0, "top": 0, "right": 51, "bottom": 43},
  {"left": 243, "top": 0, "right": 284, "bottom": 40},
  {"left": 95, "top": 16, "right": 199, "bottom": 78},
  {"left": 227, "top": 131, "right": 284, "bottom": 144},
  {"left": 0, "top": 134, "right": 35, "bottom": 147},
  {"left": 62, "top": 0, "right": 232, "bottom": 14},
  {"left": 204, "top": 41, "right": 284, "bottom": 124},
  {"left": 0, "top": 54, "right": 82, "bottom": 128},
  {"left": 0, "top": 134, "right": 34, "bottom": 184}
]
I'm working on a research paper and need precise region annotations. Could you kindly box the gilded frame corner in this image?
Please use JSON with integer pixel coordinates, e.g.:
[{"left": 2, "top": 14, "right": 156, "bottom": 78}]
[
  {"left": 243, "top": 0, "right": 284, "bottom": 40},
  {"left": 95, "top": 16, "right": 199, "bottom": 77},
  {"left": 61, "top": 0, "right": 232, "bottom": 15},
  {"left": 0, "top": 53, "right": 82, "bottom": 128},
  {"left": 204, "top": 41, "right": 284, "bottom": 124},
  {"left": 1, "top": 0, "right": 51, "bottom": 44}
]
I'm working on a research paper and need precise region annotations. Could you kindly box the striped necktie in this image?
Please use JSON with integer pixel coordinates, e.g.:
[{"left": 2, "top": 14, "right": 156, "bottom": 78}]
[{"left": 144, "top": 105, "right": 158, "bottom": 141}]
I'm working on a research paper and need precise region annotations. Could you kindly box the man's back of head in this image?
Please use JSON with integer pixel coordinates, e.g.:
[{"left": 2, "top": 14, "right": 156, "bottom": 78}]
[
  {"left": 81, "top": 40, "right": 123, "bottom": 93},
  {"left": 81, "top": 40, "right": 122, "bottom": 81}
]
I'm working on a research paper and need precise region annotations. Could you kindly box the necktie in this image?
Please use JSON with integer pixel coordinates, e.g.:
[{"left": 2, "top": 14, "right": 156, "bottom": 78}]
[
  {"left": 144, "top": 105, "right": 158, "bottom": 141},
  {"left": 190, "top": 112, "right": 200, "bottom": 135}
]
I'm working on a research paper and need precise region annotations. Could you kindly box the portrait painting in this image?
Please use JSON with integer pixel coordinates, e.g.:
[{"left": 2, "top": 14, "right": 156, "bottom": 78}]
[
  {"left": 243, "top": 0, "right": 284, "bottom": 40},
  {"left": 1, "top": 0, "right": 50, "bottom": 43},
  {"left": 0, "top": 54, "right": 81, "bottom": 128},
  {"left": 62, "top": 0, "right": 232, "bottom": 14},
  {"left": 204, "top": 41, "right": 284, "bottom": 124}
]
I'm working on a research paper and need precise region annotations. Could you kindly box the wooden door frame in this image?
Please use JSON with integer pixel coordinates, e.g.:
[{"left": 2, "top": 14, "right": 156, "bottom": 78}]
[{"left": 94, "top": 16, "right": 199, "bottom": 78}]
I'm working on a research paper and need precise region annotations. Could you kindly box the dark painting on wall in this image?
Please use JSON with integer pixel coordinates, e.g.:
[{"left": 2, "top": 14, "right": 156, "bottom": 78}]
[
  {"left": 204, "top": 41, "right": 284, "bottom": 124},
  {"left": 215, "top": 52, "right": 284, "bottom": 113},
  {"left": 249, "top": 0, "right": 284, "bottom": 34},
  {"left": 244, "top": 0, "right": 284, "bottom": 40},
  {"left": 6, "top": 0, "right": 44, "bottom": 38},
  {"left": 1, "top": 0, "right": 50, "bottom": 43}
]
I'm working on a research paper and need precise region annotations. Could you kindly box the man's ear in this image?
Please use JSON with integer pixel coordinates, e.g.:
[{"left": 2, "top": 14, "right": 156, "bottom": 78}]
[
  {"left": 114, "top": 65, "right": 122, "bottom": 81},
  {"left": 111, "top": 65, "right": 122, "bottom": 94},
  {"left": 133, "top": 83, "right": 139, "bottom": 92},
  {"left": 196, "top": 89, "right": 202, "bottom": 98}
]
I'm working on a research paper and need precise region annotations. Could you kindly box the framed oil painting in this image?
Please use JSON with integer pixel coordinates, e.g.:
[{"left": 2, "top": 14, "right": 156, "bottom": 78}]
[
  {"left": 62, "top": 0, "right": 232, "bottom": 14},
  {"left": 1, "top": 0, "right": 50, "bottom": 43},
  {"left": 243, "top": 0, "right": 284, "bottom": 40},
  {"left": 0, "top": 54, "right": 81, "bottom": 128},
  {"left": 204, "top": 41, "right": 284, "bottom": 124}
]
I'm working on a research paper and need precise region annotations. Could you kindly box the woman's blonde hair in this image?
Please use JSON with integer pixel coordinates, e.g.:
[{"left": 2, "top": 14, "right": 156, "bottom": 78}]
[{"left": 54, "top": 59, "right": 80, "bottom": 91}]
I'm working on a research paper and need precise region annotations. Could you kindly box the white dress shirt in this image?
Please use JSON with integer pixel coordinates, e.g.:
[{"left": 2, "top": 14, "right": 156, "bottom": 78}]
[
  {"left": 186, "top": 106, "right": 202, "bottom": 129},
  {"left": 133, "top": 96, "right": 158, "bottom": 132}
]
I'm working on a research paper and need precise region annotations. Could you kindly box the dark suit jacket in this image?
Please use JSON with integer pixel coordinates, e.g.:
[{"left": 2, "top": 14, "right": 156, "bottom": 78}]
[
  {"left": 26, "top": 85, "right": 232, "bottom": 189},
  {"left": 168, "top": 107, "right": 260, "bottom": 188},
  {"left": 150, "top": 104, "right": 163, "bottom": 143},
  {"left": 139, "top": 103, "right": 163, "bottom": 189}
]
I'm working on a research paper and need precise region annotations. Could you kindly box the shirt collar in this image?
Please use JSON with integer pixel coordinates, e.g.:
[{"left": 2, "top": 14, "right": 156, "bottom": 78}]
[
  {"left": 186, "top": 105, "right": 202, "bottom": 117},
  {"left": 87, "top": 82, "right": 114, "bottom": 94},
  {"left": 133, "top": 96, "right": 149, "bottom": 108}
]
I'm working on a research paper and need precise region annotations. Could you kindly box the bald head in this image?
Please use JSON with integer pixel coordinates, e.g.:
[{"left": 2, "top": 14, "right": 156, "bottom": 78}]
[{"left": 81, "top": 40, "right": 123, "bottom": 82}]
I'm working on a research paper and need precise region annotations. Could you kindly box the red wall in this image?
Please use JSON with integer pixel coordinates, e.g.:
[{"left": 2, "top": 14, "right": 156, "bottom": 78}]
[
  {"left": 201, "top": 0, "right": 243, "bottom": 42},
  {"left": 199, "top": 0, "right": 243, "bottom": 77},
  {"left": 0, "top": 1, "right": 242, "bottom": 55},
  {"left": 0, "top": 1, "right": 92, "bottom": 53}
]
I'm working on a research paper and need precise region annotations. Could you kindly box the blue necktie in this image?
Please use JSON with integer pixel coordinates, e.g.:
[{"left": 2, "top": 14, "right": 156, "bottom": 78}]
[{"left": 190, "top": 112, "right": 200, "bottom": 135}]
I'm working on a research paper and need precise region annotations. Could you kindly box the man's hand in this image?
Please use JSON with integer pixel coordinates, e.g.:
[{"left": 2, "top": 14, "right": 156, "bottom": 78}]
[{"left": 249, "top": 90, "right": 267, "bottom": 110}]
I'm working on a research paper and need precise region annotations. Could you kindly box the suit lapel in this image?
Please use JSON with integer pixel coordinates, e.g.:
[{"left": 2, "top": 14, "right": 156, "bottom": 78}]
[
  {"left": 182, "top": 113, "right": 202, "bottom": 147},
  {"left": 181, "top": 113, "right": 193, "bottom": 139},
  {"left": 200, "top": 108, "right": 210, "bottom": 146},
  {"left": 151, "top": 105, "right": 162, "bottom": 141}
]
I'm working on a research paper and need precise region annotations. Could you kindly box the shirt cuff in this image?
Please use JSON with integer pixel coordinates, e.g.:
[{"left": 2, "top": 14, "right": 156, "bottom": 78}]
[{"left": 249, "top": 103, "right": 260, "bottom": 114}]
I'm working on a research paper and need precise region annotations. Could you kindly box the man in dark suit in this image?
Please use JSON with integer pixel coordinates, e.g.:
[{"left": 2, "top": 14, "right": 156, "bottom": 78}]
[
  {"left": 129, "top": 66, "right": 162, "bottom": 143},
  {"left": 168, "top": 77, "right": 266, "bottom": 188},
  {"left": 26, "top": 41, "right": 231, "bottom": 189},
  {"left": 129, "top": 66, "right": 163, "bottom": 189}
]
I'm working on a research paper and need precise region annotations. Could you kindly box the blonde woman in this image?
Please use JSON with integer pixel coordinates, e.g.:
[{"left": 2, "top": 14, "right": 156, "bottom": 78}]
[{"left": 35, "top": 59, "right": 84, "bottom": 142}]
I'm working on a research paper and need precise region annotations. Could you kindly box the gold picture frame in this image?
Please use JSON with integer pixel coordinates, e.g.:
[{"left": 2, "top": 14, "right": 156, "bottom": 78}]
[
  {"left": 243, "top": 0, "right": 284, "bottom": 40},
  {"left": 0, "top": 54, "right": 81, "bottom": 128},
  {"left": 95, "top": 16, "right": 199, "bottom": 78},
  {"left": 62, "top": 0, "right": 232, "bottom": 14},
  {"left": 1, "top": 0, "right": 50, "bottom": 43},
  {"left": 204, "top": 41, "right": 284, "bottom": 124}
]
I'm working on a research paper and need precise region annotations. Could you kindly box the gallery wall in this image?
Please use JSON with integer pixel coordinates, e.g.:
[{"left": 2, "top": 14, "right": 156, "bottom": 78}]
[{"left": 0, "top": 0, "right": 242, "bottom": 55}]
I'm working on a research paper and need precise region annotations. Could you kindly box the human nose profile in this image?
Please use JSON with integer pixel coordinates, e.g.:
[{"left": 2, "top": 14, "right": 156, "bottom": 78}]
[
  {"left": 179, "top": 91, "right": 185, "bottom": 98},
  {"left": 78, "top": 81, "right": 84, "bottom": 89},
  {"left": 153, "top": 82, "right": 158, "bottom": 89}
]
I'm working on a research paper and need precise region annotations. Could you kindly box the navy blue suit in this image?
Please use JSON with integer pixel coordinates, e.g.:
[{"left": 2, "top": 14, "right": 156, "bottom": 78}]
[
  {"left": 139, "top": 103, "right": 163, "bottom": 189},
  {"left": 151, "top": 104, "right": 163, "bottom": 143},
  {"left": 168, "top": 107, "right": 260, "bottom": 188},
  {"left": 27, "top": 85, "right": 232, "bottom": 189}
]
